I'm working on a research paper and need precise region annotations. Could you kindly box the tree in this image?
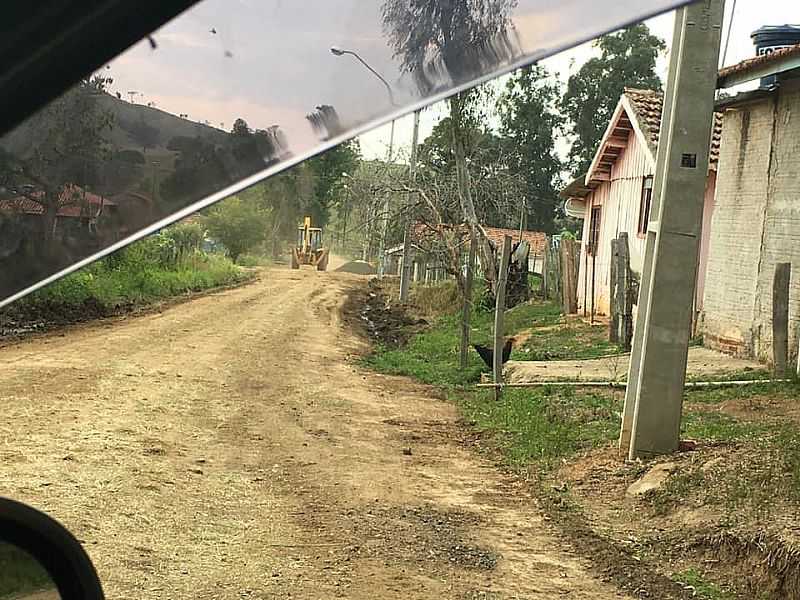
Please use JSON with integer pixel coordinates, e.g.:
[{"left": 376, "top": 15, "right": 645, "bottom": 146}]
[
  {"left": 562, "top": 24, "right": 665, "bottom": 174},
  {"left": 0, "top": 75, "right": 113, "bottom": 252},
  {"left": 382, "top": 1, "right": 519, "bottom": 295},
  {"left": 203, "top": 196, "right": 268, "bottom": 262},
  {"left": 160, "top": 136, "right": 230, "bottom": 208},
  {"left": 245, "top": 164, "right": 316, "bottom": 259},
  {"left": 498, "top": 64, "right": 564, "bottom": 232},
  {"left": 128, "top": 117, "right": 160, "bottom": 151},
  {"left": 381, "top": 0, "right": 519, "bottom": 93},
  {"left": 306, "top": 139, "right": 361, "bottom": 226}
]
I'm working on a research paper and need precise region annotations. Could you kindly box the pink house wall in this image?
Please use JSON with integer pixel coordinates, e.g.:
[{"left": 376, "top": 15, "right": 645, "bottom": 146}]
[{"left": 576, "top": 135, "right": 717, "bottom": 319}]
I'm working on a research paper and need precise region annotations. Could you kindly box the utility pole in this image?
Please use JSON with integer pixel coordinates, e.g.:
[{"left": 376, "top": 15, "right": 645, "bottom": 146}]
[
  {"left": 399, "top": 110, "right": 421, "bottom": 301},
  {"left": 376, "top": 120, "right": 395, "bottom": 276},
  {"left": 621, "top": 0, "right": 724, "bottom": 459}
]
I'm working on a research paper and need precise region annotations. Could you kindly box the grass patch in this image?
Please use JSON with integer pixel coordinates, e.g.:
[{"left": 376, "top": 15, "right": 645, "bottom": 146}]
[
  {"left": 236, "top": 253, "right": 273, "bottom": 267},
  {"left": 364, "top": 298, "right": 569, "bottom": 386},
  {"left": 0, "top": 543, "right": 53, "bottom": 599},
  {"left": 681, "top": 410, "right": 767, "bottom": 443},
  {"left": 457, "top": 387, "right": 620, "bottom": 469},
  {"left": 674, "top": 568, "right": 733, "bottom": 600},
  {"left": 517, "top": 320, "right": 619, "bottom": 361},
  {"left": 16, "top": 250, "right": 245, "bottom": 312},
  {"left": 685, "top": 379, "right": 800, "bottom": 404}
]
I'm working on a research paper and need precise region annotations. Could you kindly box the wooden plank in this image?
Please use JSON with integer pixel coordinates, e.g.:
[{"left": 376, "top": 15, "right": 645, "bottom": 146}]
[
  {"left": 493, "top": 235, "right": 512, "bottom": 401},
  {"left": 560, "top": 239, "right": 578, "bottom": 314},
  {"left": 609, "top": 238, "right": 620, "bottom": 343},
  {"left": 542, "top": 240, "right": 549, "bottom": 298},
  {"left": 773, "top": 262, "right": 791, "bottom": 375},
  {"left": 618, "top": 232, "right": 633, "bottom": 351}
]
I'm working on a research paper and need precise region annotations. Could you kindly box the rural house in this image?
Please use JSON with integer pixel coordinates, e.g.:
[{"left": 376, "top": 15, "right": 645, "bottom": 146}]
[
  {"left": 562, "top": 88, "right": 722, "bottom": 322},
  {"left": 702, "top": 44, "right": 800, "bottom": 361}
]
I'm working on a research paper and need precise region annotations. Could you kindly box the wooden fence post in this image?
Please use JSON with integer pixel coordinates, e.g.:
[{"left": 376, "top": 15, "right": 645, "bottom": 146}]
[
  {"left": 460, "top": 234, "right": 478, "bottom": 369},
  {"left": 541, "top": 241, "right": 549, "bottom": 298},
  {"left": 609, "top": 238, "right": 620, "bottom": 343},
  {"left": 618, "top": 233, "right": 633, "bottom": 351},
  {"left": 560, "top": 239, "right": 578, "bottom": 314},
  {"left": 773, "top": 262, "right": 791, "bottom": 375},
  {"left": 493, "top": 235, "right": 512, "bottom": 401}
]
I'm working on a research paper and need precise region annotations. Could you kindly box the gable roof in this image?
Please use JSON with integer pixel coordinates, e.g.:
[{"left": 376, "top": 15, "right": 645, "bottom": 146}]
[{"left": 585, "top": 88, "right": 723, "bottom": 187}]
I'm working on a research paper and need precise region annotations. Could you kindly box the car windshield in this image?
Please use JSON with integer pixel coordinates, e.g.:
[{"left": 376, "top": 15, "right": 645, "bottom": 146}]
[
  {"left": 0, "top": 0, "right": 687, "bottom": 305},
  {"left": 5, "top": 1, "right": 800, "bottom": 599}
]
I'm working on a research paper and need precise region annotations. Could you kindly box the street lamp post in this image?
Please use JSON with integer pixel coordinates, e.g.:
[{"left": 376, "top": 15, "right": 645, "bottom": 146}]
[
  {"left": 330, "top": 46, "right": 397, "bottom": 107},
  {"left": 330, "top": 45, "right": 397, "bottom": 275}
]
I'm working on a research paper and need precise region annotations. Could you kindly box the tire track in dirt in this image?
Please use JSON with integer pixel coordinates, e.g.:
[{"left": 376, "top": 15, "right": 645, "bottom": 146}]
[{"left": 0, "top": 267, "right": 629, "bottom": 599}]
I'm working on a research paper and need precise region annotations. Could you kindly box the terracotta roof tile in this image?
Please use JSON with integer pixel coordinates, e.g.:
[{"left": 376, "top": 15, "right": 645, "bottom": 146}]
[
  {"left": 411, "top": 222, "right": 547, "bottom": 254},
  {"left": 623, "top": 88, "right": 723, "bottom": 164},
  {"left": 718, "top": 43, "right": 800, "bottom": 81}
]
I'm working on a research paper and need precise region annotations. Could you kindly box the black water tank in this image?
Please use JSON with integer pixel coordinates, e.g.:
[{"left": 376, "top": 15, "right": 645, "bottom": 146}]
[{"left": 751, "top": 25, "right": 800, "bottom": 88}]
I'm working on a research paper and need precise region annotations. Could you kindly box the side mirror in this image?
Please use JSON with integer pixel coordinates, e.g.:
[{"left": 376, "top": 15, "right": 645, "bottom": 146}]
[{"left": 0, "top": 498, "right": 104, "bottom": 600}]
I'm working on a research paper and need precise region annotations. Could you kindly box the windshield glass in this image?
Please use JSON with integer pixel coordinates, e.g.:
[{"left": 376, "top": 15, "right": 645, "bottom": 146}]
[
  {"left": 0, "top": 0, "right": 687, "bottom": 305},
  {"left": 10, "top": 1, "right": 800, "bottom": 600}
]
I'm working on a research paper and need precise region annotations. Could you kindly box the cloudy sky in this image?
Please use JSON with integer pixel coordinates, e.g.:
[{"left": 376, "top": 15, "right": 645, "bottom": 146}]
[{"left": 106, "top": 0, "right": 696, "bottom": 164}]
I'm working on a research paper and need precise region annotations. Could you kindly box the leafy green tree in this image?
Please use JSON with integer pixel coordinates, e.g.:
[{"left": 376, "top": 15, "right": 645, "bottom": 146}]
[
  {"left": 562, "top": 23, "right": 665, "bottom": 174},
  {"left": 306, "top": 140, "right": 361, "bottom": 226},
  {"left": 203, "top": 196, "right": 268, "bottom": 262},
  {"left": 160, "top": 136, "right": 230, "bottom": 208},
  {"left": 498, "top": 64, "right": 564, "bottom": 232}
]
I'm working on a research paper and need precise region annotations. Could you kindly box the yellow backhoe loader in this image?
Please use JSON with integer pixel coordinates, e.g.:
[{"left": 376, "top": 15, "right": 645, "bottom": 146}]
[{"left": 291, "top": 216, "right": 329, "bottom": 271}]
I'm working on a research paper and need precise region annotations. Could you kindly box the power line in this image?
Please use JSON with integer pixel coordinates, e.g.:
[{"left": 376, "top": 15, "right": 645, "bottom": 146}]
[{"left": 721, "top": 0, "right": 738, "bottom": 67}]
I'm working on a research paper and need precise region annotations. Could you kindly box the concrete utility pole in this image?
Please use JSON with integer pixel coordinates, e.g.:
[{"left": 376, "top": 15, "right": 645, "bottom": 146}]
[
  {"left": 377, "top": 120, "right": 395, "bottom": 277},
  {"left": 493, "top": 235, "right": 513, "bottom": 401},
  {"left": 621, "top": 0, "right": 725, "bottom": 459},
  {"left": 399, "top": 110, "right": 421, "bottom": 302}
]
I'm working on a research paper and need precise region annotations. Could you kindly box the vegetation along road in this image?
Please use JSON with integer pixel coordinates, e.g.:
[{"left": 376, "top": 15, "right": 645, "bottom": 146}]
[{"left": 0, "top": 267, "right": 628, "bottom": 599}]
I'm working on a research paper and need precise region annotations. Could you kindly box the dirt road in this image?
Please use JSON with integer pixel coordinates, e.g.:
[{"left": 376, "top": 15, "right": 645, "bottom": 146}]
[{"left": 0, "top": 268, "right": 627, "bottom": 599}]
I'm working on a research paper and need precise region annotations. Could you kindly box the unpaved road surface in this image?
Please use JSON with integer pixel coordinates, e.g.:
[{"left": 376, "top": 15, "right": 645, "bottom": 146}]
[{"left": 0, "top": 268, "right": 628, "bottom": 599}]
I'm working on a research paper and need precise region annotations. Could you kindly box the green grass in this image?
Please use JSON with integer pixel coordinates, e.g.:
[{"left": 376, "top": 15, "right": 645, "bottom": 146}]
[
  {"left": 674, "top": 568, "right": 734, "bottom": 600},
  {"left": 457, "top": 386, "right": 620, "bottom": 469},
  {"left": 18, "top": 252, "right": 246, "bottom": 311},
  {"left": 366, "top": 288, "right": 623, "bottom": 468},
  {"left": 681, "top": 410, "right": 768, "bottom": 443},
  {"left": 0, "top": 543, "right": 53, "bottom": 599},
  {"left": 517, "top": 321, "right": 619, "bottom": 361},
  {"left": 364, "top": 299, "right": 566, "bottom": 386},
  {"left": 685, "top": 378, "right": 800, "bottom": 403},
  {"left": 236, "top": 253, "right": 273, "bottom": 267}
]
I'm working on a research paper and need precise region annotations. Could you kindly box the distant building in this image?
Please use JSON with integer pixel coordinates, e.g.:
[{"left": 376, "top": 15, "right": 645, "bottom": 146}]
[{"left": 384, "top": 223, "right": 547, "bottom": 283}]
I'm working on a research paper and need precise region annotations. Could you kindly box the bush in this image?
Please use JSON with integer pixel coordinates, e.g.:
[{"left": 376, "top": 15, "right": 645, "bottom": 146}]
[{"left": 19, "top": 237, "right": 246, "bottom": 312}]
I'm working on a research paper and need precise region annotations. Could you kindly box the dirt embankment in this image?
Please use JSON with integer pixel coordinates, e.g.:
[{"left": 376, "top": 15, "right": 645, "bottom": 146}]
[{"left": 0, "top": 266, "right": 629, "bottom": 599}]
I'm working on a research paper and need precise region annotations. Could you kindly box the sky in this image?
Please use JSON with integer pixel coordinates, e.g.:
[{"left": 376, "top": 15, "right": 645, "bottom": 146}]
[
  {"left": 358, "top": 0, "right": 800, "bottom": 162},
  {"left": 103, "top": 0, "right": 697, "bottom": 167}
]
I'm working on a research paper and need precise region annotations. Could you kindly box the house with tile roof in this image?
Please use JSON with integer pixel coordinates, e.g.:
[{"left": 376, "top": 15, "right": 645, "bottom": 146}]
[
  {"left": 561, "top": 88, "right": 722, "bottom": 321},
  {"left": 702, "top": 43, "right": 800, "bottom": 361}
]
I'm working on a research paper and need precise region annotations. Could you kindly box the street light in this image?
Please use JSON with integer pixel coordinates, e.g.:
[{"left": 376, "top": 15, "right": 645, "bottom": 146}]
[{"left": 330, "top": 46, "right": 397, "bottom": 107}]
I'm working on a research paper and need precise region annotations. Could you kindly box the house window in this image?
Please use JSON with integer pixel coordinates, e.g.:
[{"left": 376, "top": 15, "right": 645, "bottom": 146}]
[
  {"left": 638, "top": 175, "right": 654, "bottom": 235},
  {"left": 588, "top": 206, "right": 602, "bottom": 256}
]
